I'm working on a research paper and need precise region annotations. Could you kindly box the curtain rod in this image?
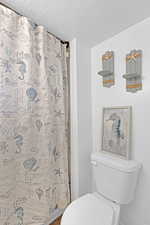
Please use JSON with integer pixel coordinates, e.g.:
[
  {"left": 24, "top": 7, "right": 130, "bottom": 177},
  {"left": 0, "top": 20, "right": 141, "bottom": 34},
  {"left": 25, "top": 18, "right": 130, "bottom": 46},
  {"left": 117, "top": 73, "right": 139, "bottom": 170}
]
[{"left": 0, "top": 2, "right": 69, "bottom": 48}]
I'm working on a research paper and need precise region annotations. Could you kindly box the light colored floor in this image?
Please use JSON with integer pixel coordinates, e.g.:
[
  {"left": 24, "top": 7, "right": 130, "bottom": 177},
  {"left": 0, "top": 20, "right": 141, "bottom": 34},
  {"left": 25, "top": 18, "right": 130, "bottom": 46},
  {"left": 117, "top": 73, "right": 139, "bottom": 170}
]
[{"left": 50, "top": 217, "right": 61, "bottom": 225}]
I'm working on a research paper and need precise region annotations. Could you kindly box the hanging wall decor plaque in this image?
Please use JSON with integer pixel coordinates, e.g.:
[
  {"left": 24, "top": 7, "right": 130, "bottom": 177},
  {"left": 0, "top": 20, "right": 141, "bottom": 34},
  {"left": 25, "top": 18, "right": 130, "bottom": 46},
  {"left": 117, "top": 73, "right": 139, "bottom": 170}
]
[
  {"left": 98, "top": 51, "right": 114, "bottom": 88},
  {"left": 123, "top": 50, "right": 142, "bottom": 93}
]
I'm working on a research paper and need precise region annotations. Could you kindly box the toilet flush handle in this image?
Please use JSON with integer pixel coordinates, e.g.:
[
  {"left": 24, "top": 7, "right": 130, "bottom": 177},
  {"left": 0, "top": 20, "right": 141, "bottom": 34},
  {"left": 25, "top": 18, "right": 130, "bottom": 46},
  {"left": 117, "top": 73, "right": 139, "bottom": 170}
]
[{"left": 91, "top": 160, "right": 97, "bottom": 166}]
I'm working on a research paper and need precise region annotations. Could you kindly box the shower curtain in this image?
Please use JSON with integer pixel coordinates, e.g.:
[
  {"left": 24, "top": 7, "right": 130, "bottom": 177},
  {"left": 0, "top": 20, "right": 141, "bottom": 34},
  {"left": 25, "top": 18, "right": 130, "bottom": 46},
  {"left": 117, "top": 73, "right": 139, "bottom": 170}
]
[{"left": 0, "top": 4, "right": 70, "bottom": 225}]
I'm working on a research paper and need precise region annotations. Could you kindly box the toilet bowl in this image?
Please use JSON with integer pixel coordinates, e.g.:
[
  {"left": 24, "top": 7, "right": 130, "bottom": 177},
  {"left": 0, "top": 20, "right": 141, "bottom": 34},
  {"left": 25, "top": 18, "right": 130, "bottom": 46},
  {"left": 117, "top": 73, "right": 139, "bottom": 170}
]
[
  {"left": 61, "top": 152, "right": 141, "bottom": 225},
  {"left": 61, "top": 193, "right": 120, "bottom": 225}
]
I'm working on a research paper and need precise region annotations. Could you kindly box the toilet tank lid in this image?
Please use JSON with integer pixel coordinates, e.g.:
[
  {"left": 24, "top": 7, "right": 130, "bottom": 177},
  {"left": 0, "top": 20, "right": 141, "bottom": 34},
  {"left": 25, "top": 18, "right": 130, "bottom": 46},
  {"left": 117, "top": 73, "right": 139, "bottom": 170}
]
[{"left": 91, "top": 152, "right": 142, "bottom": 173}]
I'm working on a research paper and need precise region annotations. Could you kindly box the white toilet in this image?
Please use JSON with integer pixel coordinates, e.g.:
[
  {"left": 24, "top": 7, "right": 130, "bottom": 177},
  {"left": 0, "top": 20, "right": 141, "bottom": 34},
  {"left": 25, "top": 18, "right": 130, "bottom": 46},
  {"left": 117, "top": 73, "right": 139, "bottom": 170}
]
[{"left": 61, "top": 152, "right": 141, "bottom": 225}]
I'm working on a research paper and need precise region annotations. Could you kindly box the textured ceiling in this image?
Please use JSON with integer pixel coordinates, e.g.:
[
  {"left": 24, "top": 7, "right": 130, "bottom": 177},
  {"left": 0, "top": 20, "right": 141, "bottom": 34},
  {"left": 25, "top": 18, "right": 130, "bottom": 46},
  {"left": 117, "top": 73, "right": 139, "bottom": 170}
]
[{"left": 1, "top": 0, "right": 150, "bottom": 46}]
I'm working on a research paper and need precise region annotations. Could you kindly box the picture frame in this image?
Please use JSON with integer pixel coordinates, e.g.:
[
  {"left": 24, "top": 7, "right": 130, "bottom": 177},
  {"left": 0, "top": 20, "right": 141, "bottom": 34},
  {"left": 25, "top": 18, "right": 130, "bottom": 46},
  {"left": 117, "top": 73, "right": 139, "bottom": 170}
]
[{"left": 101, "top": 106, "right": 132, "bottom": 159}]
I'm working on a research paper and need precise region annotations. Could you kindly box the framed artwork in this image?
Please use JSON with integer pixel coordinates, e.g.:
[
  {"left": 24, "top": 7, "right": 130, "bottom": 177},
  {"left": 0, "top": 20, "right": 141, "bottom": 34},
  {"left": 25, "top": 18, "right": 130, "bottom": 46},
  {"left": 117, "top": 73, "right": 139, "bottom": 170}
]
[{"left": 101, "top": 106, "right": 132, "bottom": 159}]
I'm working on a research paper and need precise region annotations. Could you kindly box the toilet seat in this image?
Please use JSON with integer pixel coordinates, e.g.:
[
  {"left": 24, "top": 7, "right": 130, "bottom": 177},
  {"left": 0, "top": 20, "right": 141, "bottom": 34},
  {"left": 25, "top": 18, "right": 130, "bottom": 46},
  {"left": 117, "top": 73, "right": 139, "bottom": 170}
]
[{"left": 61, "top": 193, "right": 120, "bottom": 225}]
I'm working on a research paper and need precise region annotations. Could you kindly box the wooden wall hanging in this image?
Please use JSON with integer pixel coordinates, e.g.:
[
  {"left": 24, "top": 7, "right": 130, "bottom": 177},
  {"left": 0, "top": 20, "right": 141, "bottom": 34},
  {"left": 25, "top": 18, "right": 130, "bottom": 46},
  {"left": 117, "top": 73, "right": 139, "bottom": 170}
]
[
  {"left": 123, "top": 50, "right": 142, "bottom": 93},
  {"left": 98, "top": 51, "right": 114, "bottom": 88}
]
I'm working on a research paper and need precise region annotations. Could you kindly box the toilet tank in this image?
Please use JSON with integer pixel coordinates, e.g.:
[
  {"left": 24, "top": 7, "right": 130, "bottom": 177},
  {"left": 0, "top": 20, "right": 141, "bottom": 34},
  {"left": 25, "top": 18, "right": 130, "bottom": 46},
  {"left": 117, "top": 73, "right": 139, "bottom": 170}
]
[{"left": 91, "top": 152, "right": 141, "bottom": 204}]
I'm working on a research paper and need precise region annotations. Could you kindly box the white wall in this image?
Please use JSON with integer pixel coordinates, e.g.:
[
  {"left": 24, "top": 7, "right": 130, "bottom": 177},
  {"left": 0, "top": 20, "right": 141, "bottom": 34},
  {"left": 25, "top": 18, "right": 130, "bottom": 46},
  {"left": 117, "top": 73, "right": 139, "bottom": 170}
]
[
  {"left": 76, "top": 40, "right": 92, "bottom": 196},
  {"left": 70, "top": 38, "right": 92, "bottom": 199},
  {"left": 70, "top": 39, "right": 80, "bottom": 200},
  {"left": 91, "top": 18, "right": 150, "bottom": 225}
]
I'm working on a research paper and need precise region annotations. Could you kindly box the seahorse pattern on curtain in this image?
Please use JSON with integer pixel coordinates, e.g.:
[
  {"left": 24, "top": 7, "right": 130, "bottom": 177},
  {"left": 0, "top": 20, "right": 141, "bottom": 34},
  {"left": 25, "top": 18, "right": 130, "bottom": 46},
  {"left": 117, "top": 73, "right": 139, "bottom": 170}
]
[{"left": 0, "top": 5, "right": 70, "bottom": 225}]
